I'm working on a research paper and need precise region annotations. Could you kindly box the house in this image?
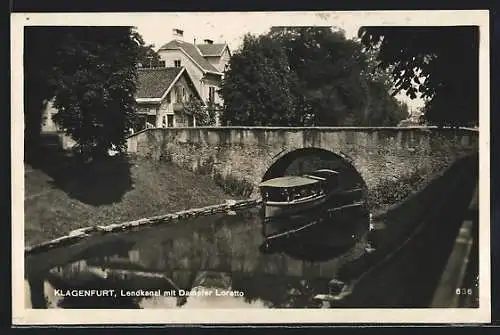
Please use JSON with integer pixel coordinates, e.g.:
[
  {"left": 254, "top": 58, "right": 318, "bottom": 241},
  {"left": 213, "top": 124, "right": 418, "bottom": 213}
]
[
  {"left": 39, "top": 66, "right": 203, "bottom": 149},
  {"left": 134, "top": 66, "right": 203, "bottom": 131},
  {"left": 40, "top": 98, "right": 77, "bottom": 150},
  {"left": 397, "top": 108, "right": 425, "bottom": 127},
  {"left": 157, "top": 29, "right": 231, "bottom": 123}
]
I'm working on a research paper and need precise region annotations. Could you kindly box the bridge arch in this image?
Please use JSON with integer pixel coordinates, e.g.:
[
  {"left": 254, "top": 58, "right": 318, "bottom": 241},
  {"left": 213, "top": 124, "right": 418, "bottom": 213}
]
[
  {"left": 262, "top": 147, "right": 367, "bottom": 193},
  {"left": 259, "top": 147, "right": 372, "bottom": 253}
]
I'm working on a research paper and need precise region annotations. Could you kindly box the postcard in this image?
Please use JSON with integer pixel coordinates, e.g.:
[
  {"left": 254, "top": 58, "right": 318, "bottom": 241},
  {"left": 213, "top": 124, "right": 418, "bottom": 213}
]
[{"left": 12, "top": 10, "right": 490, "bottom": 325}]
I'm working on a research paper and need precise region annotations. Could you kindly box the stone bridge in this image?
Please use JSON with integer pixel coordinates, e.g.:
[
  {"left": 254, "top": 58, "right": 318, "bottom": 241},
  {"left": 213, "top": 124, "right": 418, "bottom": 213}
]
[{"left": 126, "top": 127, "right": 478, "bottom": 205}]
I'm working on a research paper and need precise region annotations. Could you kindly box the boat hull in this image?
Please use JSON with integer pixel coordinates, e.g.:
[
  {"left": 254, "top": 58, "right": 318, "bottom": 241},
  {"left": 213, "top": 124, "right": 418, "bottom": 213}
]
[
  {"left": 262, "top": 186, "right": 366, "bottom": 220},
  {"left": 263, "top": 200, "right": 367, "bottom": 230},
  {"left": 264, "top": 194, "right": 329, "bottom": 219}
]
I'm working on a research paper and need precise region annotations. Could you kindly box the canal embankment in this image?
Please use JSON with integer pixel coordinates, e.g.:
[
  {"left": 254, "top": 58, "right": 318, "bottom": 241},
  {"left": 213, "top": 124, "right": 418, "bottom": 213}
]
[
  {"left": 24, "top": 151, "right": 245, "bottom": 248},
  {"left": 331, "top": 153, "right": 479, "bottom": 307}
]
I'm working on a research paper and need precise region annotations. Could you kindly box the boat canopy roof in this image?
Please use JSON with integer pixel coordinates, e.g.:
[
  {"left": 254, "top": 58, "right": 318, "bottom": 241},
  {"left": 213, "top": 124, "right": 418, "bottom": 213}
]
[
  {"left": 311, "top": 169, "right": 339, "bottom": 176},
  {"left": 258, "top": 176, "right": 319, "bottom": 188}
]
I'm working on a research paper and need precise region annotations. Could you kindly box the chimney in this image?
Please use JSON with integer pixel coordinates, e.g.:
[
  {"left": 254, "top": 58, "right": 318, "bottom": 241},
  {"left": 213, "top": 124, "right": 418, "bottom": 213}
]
[
  {"left": 204, "top": 39, "right": 213, "bottom": 44},
  {"left": 173, "top": 28, "right": 184, "bottom": 39}
]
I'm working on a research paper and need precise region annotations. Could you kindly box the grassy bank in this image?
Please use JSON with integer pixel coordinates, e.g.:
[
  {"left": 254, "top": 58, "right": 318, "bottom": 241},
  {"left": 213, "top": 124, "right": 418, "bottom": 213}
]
[
  {"left": 24, "top": 153, "right": 242, "bottom": 247},
  {"left": 368, "top": 172, "right": 429, "bottom": 217}
]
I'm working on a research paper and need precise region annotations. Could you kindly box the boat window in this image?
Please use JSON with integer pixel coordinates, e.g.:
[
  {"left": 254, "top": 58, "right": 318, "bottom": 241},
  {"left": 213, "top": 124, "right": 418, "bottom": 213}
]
[
  {"left": 261, "top": 182, "right": 330, "bottom": 202},
  {"left": 261, "top": 187, "right": 290, "bottom": 202}
]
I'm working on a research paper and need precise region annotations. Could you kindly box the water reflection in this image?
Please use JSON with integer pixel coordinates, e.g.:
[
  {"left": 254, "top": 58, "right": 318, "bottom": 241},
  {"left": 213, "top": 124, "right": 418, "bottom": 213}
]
[
  {"left": 259, "top": 184, "right": 370, "bottom": 260},
  {"left": 25, "top": 203, "right": 369, "bottom": 309}
]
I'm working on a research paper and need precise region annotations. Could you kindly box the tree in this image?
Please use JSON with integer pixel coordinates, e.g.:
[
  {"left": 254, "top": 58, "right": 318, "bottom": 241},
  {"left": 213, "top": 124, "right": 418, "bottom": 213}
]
[
  {"left": 358, "top": 26, "right": 479, "bottom": 127},
  {"left": 219, "top": 34, "right": 299, "bottom": 126},
  {"left": 220, "top": 27, "right": 408, "bottom": 127},
  {"left": 362, "top": 80, "right": 409, "bottom": 126},
  {"left": 270, "top": 27, "right": 369, "bottom": 126},
  {"left": 24, "top": 28, "right": 63, "bottom": 156},
  {"left": 24, "top": 26, "right": 143, "bottom": 160},
  {"left": 137, "top": 43, "right": 163, "bottom": 68}
]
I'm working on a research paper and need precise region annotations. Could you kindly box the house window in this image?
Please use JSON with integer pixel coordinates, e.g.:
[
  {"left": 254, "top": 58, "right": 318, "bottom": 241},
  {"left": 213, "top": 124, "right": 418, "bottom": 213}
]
[
  {"left": 146, "top": 115, "right": 156, "bottom": 128},
  {"left": 209, "top": 86, "right": 215, "bottom": 103},
  {"left": 174, "top": 60, "right": 181, "bottom": 67},
  {"left": 167, "top": 115, "right": 174, "bottom": 127},
  {"left": 175, "top": 87, "right": 183, "bottom": 102}
]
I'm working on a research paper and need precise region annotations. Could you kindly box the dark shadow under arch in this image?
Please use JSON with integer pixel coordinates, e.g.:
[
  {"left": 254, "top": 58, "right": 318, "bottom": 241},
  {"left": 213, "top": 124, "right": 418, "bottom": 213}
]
[
  {"left": 260, "top": 148, "right": 371, "bottom": 259},
  {"left": 262, "top": 147, "right": 367, "bottom": 191}
]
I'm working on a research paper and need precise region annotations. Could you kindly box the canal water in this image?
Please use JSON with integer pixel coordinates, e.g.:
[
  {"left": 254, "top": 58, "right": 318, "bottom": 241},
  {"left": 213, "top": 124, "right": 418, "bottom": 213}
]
[{"left": 25, "top": 204, "right": 371, "bottom": 309}]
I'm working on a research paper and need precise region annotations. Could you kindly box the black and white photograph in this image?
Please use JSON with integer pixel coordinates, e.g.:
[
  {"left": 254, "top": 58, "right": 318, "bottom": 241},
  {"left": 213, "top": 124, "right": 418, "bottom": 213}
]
[{"left": 12, "top": 10, "right": 490, "bottom": 324}]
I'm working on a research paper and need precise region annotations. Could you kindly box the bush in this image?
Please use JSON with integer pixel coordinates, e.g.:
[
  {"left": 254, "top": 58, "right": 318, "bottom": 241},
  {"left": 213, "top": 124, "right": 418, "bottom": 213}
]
[
  {"left": 214, "top": 172, "right": 254, "bottom": 198},
  {"left": 368, "top": 173, "right": 427, "bottom": 211},
  {"left": 183, "top": 98, "right": 218, "bottom": 126}
]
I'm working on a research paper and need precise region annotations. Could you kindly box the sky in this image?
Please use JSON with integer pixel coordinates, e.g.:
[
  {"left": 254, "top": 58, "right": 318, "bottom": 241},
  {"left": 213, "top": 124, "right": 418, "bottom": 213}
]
[{"left": 133, "top": 12, "right": 362, "bottom": 53}]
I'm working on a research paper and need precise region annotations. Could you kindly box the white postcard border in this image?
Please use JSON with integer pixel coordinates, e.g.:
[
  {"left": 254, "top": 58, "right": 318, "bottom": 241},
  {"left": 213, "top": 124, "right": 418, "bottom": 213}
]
[{"left": 11, "top": 10, "right": 491, "bottom": 325}]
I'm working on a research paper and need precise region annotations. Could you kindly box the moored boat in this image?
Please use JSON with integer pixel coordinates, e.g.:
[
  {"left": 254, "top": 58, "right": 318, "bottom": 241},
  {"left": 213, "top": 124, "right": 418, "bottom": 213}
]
[{"left": 258, "top": 169, "right": 340, "bottom": 219}]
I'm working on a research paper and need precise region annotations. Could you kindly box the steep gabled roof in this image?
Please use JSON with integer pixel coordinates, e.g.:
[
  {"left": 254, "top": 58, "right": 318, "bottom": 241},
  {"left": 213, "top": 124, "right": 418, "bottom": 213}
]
[
  {"left": 135, "top": 67, "right": 202, "bottom": 102},
  {"left": 158, "top": 40, "right": 221, "bottom": 74},
  {"left": 196, "top": 43, "right": 229, "bottom": 57},
  {"left": 135, "top": 67, "right": 183, "bottom": 100}
]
